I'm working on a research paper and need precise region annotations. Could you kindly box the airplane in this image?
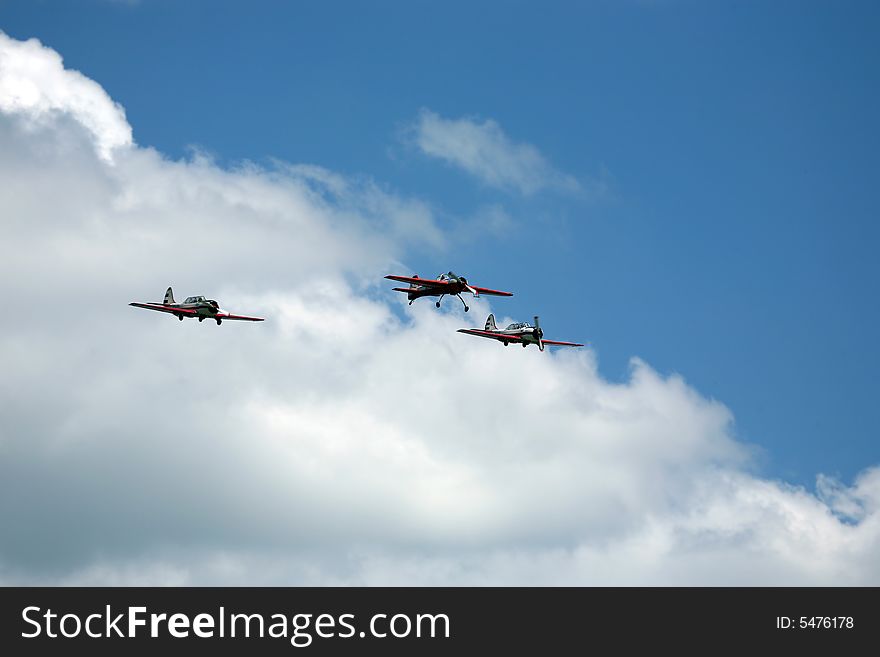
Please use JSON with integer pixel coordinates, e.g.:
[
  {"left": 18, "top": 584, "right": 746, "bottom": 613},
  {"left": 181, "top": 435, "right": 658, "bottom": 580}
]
[
  {"left": 129, "top": 287, "right": 265, "bottom": 325},
  {"left": 385, "top": 271, "right": 512, "bottom": 312},
  {"left": 457, "top": 314, "right": 583, "bottom": 351}
]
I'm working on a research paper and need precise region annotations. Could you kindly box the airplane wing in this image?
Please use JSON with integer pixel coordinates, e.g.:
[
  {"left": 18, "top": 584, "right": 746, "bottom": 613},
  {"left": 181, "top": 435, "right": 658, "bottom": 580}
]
[
  {"left": 457, "top": 330, "right": 583, "bottom": 347},
  {"left": 216, "top": 312, "right": 265, "bottom": 322},
  {"left": 129, "top": 302, "right": 198, "bottom": 316},
  {"left": 539, "top": 339, "right": 584, "bottom": 347},
  {"left": 384, "top": 275, "right": 450, "bottom": 289},
  {"left": 468, "top": 285, "right": 513, "bottom": 297},
  {"left": 385, "top": 276, "right": 513, "bottom": 297},
  {"left": 456, "top": 329, "right": 523, "bottom": 342}
]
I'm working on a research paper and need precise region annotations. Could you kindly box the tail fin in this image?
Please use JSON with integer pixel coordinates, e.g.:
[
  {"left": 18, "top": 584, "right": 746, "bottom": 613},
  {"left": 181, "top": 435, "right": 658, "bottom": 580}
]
[
  {"left": 485, "top": 313, "right": 497, "bottom": 331},
  {"left": 163, "top": 287, "right": 175, "bottom": 305}
]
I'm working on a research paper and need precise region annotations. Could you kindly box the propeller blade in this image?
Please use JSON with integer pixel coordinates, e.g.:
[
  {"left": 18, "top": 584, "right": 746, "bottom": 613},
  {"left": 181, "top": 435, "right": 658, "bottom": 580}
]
[{"left": 449, "top": 272, "right": 477, "bottom": 296}]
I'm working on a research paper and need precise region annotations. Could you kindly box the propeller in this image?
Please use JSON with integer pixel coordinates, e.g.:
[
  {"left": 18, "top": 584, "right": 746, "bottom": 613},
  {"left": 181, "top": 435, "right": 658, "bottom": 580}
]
[
  {"left": 450, "top": 271, "right": 479, "bottom": 297},
  {"left": 534, "top": 315, "right": 544, "bottom": 351}
]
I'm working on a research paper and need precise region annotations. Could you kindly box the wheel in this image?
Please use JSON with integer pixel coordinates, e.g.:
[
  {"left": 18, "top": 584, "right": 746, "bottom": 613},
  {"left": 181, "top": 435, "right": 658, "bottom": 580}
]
[
  {"left": 216, "top": 319, "right": 222, "bottom": 325},
  {"left": 503, "top": 342, "right": 509, "bottom": 347},
  {"left": 198, "top": 317, "right": 204, "bottom": 322},
  {"left": 522, "top": 343, "right": 527, "bottom": 348},
  {"left": 435, "top": 301, "right": 441, "bottom": 308},
  {"left": 178, "top": 315, "right": 183, "bottom": 321},
  {"left": 464, "top": 306, "right": 469, "bottom": 312},
  {"left": 408, "top": 301, "right": 413, "bottom": 305}
]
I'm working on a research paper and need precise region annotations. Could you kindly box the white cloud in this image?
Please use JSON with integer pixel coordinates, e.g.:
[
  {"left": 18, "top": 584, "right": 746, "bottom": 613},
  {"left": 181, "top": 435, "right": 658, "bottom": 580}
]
[
  {"left": 1, "top": 34, "right": 879, "bottom": 586},
  {"left": 0, "top": 32, "right": 132, "bottom": 161},
  {"left": 409, "top": 109, "right": 582, "bottom": 196}
]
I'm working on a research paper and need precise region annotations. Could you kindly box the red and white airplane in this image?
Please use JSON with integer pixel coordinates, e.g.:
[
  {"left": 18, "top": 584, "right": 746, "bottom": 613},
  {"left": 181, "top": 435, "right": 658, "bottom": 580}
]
[
  {"left": 458, "top": 314, "right": 583, "bottom": 351},
  {"left": 129, "top": 287, "right": 264, "bottom": 325},
  {"left": 385, "top": 271, "right": 513, "bottom": 312}
]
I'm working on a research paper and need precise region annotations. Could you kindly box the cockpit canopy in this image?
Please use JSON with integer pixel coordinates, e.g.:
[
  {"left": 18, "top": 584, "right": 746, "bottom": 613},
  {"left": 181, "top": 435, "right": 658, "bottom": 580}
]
[
  {"left": 506, "top": 321, "right": 532, "bottom": 330},
  {"left": 184, "top": 296, "right": 220, "bottom": 309}
]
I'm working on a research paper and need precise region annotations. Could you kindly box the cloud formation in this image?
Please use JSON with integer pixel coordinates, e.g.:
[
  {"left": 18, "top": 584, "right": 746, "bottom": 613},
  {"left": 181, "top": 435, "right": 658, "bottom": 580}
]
[
  {"left": 1, "top": 33, "right": 878, "bottom": 585},
  {"left": 409, "top": 109, "right": 581, "bottom": 196},
  {"left": 0, "top": 33, "right": 131, "bottom": 161}
]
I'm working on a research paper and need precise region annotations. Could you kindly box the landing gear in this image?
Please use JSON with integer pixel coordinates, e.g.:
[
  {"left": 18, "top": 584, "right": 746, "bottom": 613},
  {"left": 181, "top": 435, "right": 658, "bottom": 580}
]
[
  {"left": 178, "top": 315, "right": 183, "bottom": 321},
  {"left": 435, "top": 294, "right": 445, "bottom": 309},
  {"left": 198, "top": 317, "right": 204, "bottom": 322},
  {"left": 522, "top": 342, "right": 527, "bottom": 348},
  {"left": 456, "top": 294, "right": 469, "bottom": 312},
  {"left": 216, "top": 318, "right": 222, "bottom": 325},
  {"left": 435, "top": 301, "right": 441, "bottom": 308},
  {"left": 409, "top": 300, "right": 413, "bottom": 305},
  {"left": 503, "top": 341, "right": 509, "bottom": 347}
]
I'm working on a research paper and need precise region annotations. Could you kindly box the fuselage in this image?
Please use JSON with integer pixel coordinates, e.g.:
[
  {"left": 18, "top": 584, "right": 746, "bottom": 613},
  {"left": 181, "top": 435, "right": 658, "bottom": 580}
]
[
  {"left": 496, "top": 323, "right": 542, "bottom": 345},
  {"left": 408, "top": 287, "right": 454, "bottom": 300},
  {"left": 407, "top": 273, "right": 470, "bottom": 299},
  {"left": 169, "top": 296, "right": 221, "bottom": 318}
]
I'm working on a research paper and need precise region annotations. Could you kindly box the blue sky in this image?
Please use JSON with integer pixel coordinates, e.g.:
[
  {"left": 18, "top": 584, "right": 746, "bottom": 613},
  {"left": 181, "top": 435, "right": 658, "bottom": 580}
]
[{"left": 2, "top": 0, "right": 877, "bottom": 492}]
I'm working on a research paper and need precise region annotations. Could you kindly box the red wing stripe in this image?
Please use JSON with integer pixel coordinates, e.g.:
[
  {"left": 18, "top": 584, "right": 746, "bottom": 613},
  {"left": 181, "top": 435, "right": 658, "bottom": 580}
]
[
  {"left": 217, "top": 313, "right": 265, "bottom": 322},
  {"left": 385, "top": 275, "right": 451, "bottom": 289},
  {"left": 129, "top": 303, "right": 198, "bottom": 315},
  {"left": 470, "top": 286, "right": 514, "bottom": 297},
  {"left": 457, "top": 329, "right": 523, "bottom": 341}
]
